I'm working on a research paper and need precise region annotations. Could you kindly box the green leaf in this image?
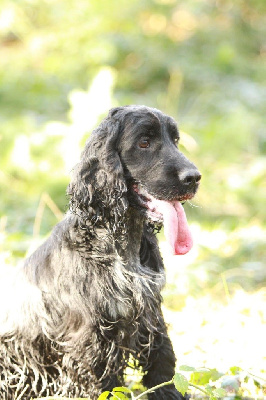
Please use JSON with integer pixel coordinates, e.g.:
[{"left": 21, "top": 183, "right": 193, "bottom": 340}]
[
  {"left": 229, "top": 366, "right": 242, "bottom": 375},
  {"left": 205, "top": 384, "right": 214, "bottom": 394},
  {"left": 97, "top": 391, "right": 110, "bottom": 400},
  {"left": 179, "top": 365, "right": 196, "bottom": 372},
  {"left": 173, "top": 373, "right": 189, "bottom": 396},
  {"left": 212, "top": 388, "right": 227, "bottom": 398},
  {"left": 196, "top": 367, "right": 212, "bottom": 372},
  {"left": 110, "top": 393, "right": 129, "bottom": 400},
  {"left": 190, "top": 368, "right": 222, "bottom": 385},
  {"left": 112, "top": 386, "right": 132, "bottom": 393}
]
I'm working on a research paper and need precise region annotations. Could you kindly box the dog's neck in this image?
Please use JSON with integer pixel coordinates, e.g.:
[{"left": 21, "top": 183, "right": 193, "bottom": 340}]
[{"left": 114, "top": 207, "right": 144, "bottom": 270}]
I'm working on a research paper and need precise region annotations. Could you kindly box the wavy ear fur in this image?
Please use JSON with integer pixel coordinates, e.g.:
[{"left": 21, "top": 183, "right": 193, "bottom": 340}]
[{"left": 67, "top": 108, "right": 129, "bottom": 234}]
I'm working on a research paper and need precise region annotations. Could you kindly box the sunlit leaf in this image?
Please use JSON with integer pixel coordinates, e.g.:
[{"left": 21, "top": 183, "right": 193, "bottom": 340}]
[
  {"left": 112, "top": 386, "right": 131, "bottom": 393},
  {"left": 205, "top": 384, "right": 213, "bottom": 394},
  {"left": 173, "top": 373, "right": 188, "bottom": 396},
  {"left": 97, "top": 391, "right": 110, "bottom": 400},
  {"left": 110, "top": 392, "right": 129, "bottom": 400},
  {"left": 190, "top": 369, "right": 222, "bottom": 385},
  {"left": 229, "top": 366, "right": 242, "bottom": 375},
  {"left": 179, "top": 365, "right": 196, "bottom": 372}
]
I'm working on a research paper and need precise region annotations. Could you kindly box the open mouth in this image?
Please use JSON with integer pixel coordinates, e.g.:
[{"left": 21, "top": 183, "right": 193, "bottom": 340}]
[{"left": 132, "top": 184, "right": 194, "bottom": 256}]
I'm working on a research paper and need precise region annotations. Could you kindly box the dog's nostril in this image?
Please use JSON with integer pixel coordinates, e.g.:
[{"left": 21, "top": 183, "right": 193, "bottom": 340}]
[
  {"left": 180, "top": 170, "right": 201, "bottom": 186},
  {"left": 195, "top": 173, "right": 202, "bottom": 183},
  {"left": 184, "top": 176, "right": 194, "bottom": 185}
]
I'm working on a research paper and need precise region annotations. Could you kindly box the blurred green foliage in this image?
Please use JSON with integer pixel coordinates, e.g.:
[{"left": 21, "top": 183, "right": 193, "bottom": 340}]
[{"left": 0, "top": 0, "right": 265, "bottom": 294}]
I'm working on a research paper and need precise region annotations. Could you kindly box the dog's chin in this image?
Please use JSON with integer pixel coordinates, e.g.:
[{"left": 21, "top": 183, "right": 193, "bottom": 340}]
[{"left": 131, "top": 183, "right": 160, "bottom": 222}]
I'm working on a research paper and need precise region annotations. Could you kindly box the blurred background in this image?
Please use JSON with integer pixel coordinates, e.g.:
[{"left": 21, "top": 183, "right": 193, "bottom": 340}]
[{"left": 0, "top": 0, "right": 265, "bottom": 396}]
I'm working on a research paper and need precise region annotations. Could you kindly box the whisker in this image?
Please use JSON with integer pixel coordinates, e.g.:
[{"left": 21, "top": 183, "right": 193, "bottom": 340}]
[{"left": 187, "top": 200, "right": 202, "bottom": 208}]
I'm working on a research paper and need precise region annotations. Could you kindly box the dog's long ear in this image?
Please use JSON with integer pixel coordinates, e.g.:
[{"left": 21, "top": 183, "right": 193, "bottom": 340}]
[{"left": 67, "top": 107, "right": 128, "bottom": 230}]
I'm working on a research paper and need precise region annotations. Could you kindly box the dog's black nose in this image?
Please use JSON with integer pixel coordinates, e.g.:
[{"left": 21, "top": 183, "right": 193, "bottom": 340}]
[{"left": 179, "top": 169, "right": 201, "bottom": 186}]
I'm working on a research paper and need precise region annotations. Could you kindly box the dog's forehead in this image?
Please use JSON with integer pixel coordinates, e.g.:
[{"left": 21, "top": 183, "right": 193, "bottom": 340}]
[
  {"left": 150, "top": 109, "right": 179, "bottom": 135},
  {"left": 123, "top": 107, "right": 176, "bottom": 132},
  {"left": 130, "top": 112, "right": 159, "bottom": 127}
]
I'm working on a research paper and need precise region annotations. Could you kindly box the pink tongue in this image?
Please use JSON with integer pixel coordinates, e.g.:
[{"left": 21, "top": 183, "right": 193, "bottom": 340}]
[{"left": 149, "top": 200, "right": 193, "bottom": 255}]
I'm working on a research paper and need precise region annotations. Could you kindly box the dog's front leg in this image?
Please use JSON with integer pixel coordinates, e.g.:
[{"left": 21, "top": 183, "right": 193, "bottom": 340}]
[
  {"left": 84, "top": 357, "right": 121, "bottom": 400},
  {"left": 142, "top": 330, "right": 187, "bottom": 400}
]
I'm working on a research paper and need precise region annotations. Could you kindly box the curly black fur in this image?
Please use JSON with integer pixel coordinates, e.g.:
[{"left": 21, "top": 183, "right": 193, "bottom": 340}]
[{"left": 0, "top": 105, "right": 200, "bottom": 399}]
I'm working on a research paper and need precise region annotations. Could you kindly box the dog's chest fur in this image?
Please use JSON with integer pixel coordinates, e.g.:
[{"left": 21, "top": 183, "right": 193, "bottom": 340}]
[{"left": 100, "top": 256, "right": 165, "bottom": 324}]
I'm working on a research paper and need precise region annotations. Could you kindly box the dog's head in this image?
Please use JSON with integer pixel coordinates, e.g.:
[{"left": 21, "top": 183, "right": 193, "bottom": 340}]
[
  {"left": 68, "top": 105, "right": 201, "bottom": 254},
  {"left": 116, "top": 106, "right": 200, "bottom": 199}
]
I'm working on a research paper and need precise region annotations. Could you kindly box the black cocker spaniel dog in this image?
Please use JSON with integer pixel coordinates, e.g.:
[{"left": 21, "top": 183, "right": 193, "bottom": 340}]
[{"left": 0, "top": 105, "right": 201, "bottom": 399}]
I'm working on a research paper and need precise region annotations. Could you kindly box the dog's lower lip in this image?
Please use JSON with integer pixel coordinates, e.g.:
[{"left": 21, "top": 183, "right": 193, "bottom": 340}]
[
  {"left": 177, "top": 193, "right": 194, "bottom": 202},
  {"left": 132, "top": 184, "right": 195, "bottom": 204}
]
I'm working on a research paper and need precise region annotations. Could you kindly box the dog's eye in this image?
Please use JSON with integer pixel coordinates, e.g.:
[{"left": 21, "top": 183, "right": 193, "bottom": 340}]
[{"left": 138, "top": 139, "right": 150, "bottom": 149}]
